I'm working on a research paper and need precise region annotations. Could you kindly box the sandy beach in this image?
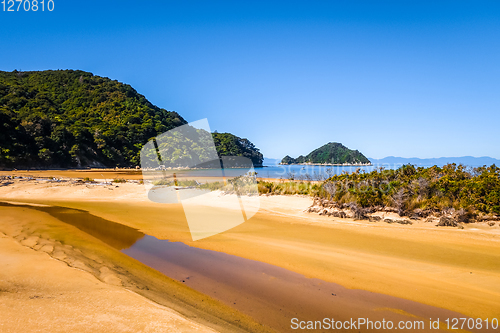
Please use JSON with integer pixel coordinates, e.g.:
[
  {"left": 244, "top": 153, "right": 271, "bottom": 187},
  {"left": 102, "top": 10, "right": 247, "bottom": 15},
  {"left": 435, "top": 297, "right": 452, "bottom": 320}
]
[
  {"left": 1, "top": 173, "right": 499, "bottom": 332},
  {"left": 0, "top": 227, "right": 217, "bottom": 333}
]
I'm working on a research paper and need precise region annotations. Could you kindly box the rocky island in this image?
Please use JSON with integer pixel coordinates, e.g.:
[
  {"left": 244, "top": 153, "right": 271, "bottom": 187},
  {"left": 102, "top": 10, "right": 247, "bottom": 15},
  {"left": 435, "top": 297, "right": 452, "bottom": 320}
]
[{"left": 280, "top": 142, "right": 371, "bottom": 166}]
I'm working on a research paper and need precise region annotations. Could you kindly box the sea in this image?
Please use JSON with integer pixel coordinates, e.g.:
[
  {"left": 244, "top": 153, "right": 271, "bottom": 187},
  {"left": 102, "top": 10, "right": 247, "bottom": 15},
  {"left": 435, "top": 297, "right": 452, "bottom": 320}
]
[
  {"left": 156, "top": 157, "right": 496, "bottom": 181},
  {"left": 254, "top": 164, "right": 384, "bottom": 180}
]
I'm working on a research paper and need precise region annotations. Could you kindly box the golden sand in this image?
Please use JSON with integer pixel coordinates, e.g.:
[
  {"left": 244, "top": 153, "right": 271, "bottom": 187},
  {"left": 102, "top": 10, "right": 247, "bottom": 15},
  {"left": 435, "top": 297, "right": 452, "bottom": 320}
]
[
  {"left": 1, "top": 176, "right": 499, "bottom": 328},
  {"left": 0, "top": 201, "right": 272, "bottom": 333},
  {"left": 0, "top": 226, "right": 216, "bottom": 333}
]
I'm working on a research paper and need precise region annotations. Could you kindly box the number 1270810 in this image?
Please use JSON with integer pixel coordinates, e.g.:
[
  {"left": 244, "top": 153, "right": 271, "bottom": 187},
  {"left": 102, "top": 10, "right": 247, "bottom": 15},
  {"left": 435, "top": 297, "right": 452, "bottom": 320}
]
[{"left": 2, "top": 0, "right": 54, "bottom": 11}]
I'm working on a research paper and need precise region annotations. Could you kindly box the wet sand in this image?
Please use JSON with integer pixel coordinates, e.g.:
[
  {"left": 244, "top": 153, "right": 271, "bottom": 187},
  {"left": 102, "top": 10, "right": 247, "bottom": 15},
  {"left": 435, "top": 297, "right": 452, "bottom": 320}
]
[
  {"left": 0, "top": 203, "right": 272, "bottom": 333},
  {"left": 1, "top": 177, "right": 500, "bottom": 331},
  {"left": 0, "top": 168, "right": 145, "bottom": 180},
  {"left": 1, "top": 202, "right": 481, "bottom": 332},
  {"left": 0, "top": 228, "right": 217, "bottom": 333}
]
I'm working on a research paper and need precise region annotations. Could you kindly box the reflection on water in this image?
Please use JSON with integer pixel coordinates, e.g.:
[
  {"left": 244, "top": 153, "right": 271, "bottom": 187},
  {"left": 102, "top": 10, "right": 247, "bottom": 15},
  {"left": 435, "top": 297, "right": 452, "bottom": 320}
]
[{"left": 0, "top": 201, "right": 487, "bottom": 333}]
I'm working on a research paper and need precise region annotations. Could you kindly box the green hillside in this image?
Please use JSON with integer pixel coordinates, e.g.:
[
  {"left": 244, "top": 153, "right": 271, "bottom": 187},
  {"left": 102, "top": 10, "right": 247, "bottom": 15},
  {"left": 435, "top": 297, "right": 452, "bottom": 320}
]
[
  {"left": 281, "top": 142, "right": 370, "bottom": 165},
  {"left": 0, "top": 70, "right": 262, "bottom": 168},
  {"left": 213, "top": 132, "right": 263, "bottom": 166}
]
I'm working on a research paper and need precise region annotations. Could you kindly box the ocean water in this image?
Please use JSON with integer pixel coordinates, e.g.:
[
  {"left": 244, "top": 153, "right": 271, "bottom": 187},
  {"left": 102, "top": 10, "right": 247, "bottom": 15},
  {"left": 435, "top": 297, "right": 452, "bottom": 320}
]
[
  {"left": 254, "top": 164, "right": 374, "bottom": 179},
  {"left": 254, "top": 163, "right": 414, "bottom": 180},
  {"left": 152, "top": 162, "right": 449, "bottom": 180},
  {"left": 169, "top": 163, "right": 432, "bottom": 180},
  {"left": 255, "top": 161, "right": 463, "bottom": 179},
  {"left": 258, "top": 156, "right": 500, "bottom": 180},
  {"left": 161, "top": 164, "right": 380, "bottom": 180}
]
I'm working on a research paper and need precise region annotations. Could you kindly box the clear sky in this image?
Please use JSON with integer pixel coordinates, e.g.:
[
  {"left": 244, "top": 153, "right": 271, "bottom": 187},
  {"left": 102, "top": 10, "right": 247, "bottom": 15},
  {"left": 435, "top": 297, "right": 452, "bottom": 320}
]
[{"left": 1, "top": 1, "right": 499, "bottom": 159}]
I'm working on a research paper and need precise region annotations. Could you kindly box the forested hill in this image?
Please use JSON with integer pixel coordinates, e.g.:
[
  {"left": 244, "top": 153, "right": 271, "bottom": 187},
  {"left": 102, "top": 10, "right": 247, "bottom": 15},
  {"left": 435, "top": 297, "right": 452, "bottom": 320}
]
[
  {"left": 212, "top": 132, "right": 263, "bottom": 167},
  {"left": 0, "top": 70, "right": 263, "bottom": 168},
  {"left": 281, "top": 142, "right": 370, "bottom": 165}
]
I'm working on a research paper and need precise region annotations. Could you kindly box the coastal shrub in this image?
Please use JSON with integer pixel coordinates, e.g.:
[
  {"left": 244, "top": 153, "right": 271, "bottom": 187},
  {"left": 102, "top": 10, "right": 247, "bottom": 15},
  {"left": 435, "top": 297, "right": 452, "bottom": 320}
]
[
  {"left": 317, "top": 163, "right": 500, "bottom": 219},
  {"left": 257, "top": 180, "right": 322, "bottom": 196},
  {"left": 153, "top": 178, "right": 200, "bottom": 187}
]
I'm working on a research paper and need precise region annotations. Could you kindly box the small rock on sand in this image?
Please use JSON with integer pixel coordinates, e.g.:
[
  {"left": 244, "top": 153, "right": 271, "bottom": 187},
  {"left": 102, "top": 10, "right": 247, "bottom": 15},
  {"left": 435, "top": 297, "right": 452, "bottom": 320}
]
[{"left": 437, "top": 216, "right": 457, "bottom": 227}]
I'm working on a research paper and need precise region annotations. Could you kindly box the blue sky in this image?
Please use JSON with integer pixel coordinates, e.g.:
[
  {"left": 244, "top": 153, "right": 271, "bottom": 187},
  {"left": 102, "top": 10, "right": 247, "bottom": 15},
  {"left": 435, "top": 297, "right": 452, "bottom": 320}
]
[{"left": 1, "top": 1, "right": 499, "bottom": 159}]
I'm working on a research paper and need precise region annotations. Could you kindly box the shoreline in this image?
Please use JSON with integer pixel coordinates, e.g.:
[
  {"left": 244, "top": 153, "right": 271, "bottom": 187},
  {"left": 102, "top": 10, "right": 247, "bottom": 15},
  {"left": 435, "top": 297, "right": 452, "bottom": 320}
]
[
  {"left": 278, "top": 163, "right": 372, "bottom": 166},
  {"left": 0, "top": 176, "right": 499, "bottom": 328}
]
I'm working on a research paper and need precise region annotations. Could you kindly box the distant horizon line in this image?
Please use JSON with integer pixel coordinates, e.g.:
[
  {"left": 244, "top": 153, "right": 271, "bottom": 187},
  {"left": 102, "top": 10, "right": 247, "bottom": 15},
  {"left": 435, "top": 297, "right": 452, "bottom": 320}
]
[
  {"left": 264, "top": 156, "right": 500, "bottom": 161},
  {"left": 368, "top": 155, "right": 500, "bottom": 160}
]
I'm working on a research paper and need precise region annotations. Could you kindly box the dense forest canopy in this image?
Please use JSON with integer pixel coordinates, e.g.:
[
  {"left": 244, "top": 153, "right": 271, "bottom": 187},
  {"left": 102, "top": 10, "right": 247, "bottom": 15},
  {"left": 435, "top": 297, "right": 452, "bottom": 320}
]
[
  {"left": 140, "top": 128, "right": 263, "bottom": 168},
  {"left": 213, "top": 132, "right": 263, "bottom": 167},
  {"left": 281, "top": 142, "right": 370, "bottom": 165},
  {"left": 0, "top": 70, "right": 262, "bottom": 168}
]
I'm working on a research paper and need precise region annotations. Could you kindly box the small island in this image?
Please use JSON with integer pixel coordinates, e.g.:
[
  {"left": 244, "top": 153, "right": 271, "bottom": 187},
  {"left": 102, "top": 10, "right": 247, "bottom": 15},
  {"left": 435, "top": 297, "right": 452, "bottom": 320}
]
[{"left": 280, "top": 142, "right": 371, "bottom": 166}]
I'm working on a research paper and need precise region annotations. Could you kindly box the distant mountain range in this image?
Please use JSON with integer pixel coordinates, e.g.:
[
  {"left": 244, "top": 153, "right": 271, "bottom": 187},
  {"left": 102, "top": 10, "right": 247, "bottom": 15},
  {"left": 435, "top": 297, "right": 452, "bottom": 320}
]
[{"left": 369, "top": 156, "right": 500, "bottom": 167}]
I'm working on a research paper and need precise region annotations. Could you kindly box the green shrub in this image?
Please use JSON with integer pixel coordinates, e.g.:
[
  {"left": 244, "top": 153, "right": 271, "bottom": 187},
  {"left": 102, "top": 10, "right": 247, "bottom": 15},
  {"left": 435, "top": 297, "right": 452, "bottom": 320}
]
[{"left": 317, "top": 164, "right": 500, "bottom": 217}]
